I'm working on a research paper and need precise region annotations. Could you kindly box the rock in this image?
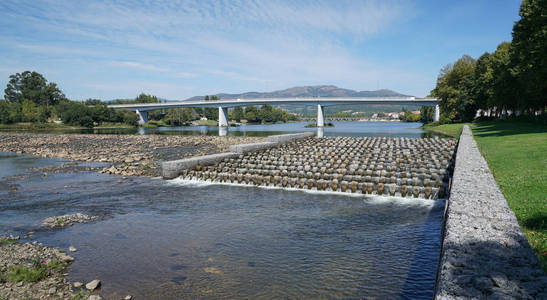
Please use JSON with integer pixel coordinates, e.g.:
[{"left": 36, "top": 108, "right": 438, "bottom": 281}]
[
  {"left": 48, "top": 287, "right": 57, "bottom": 294},
  {"left": 204, "top": 267, "right": 222, "bottom": 274},
  {"left": 16, "top": 281, "right": 23, "bottom": 287},
  {"left": 59, "top": 253, "right": 74, "bottom": 262},
  {"left": 88, "top": 295, "right": 102, "bottom": 300},
  {"left": 85, "top": 279, "right": 101, "bottom": 291},
  {"left": 124, "top": 295, "right": 132, "bottom": 300},
  {"left": 69, "top": 246, "right": 77, "bottom": 252},
  {"left": 73, "top": 282, "right": 83, "bottom": 288}
]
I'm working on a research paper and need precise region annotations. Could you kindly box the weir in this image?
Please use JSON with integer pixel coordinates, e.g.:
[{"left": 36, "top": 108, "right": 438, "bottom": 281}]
[{"left": 162, "top": 134, "right": 457, "bottom": 200}]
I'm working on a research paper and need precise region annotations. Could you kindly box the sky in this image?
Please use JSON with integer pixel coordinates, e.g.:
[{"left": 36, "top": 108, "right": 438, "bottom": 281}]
[{"left": 0, "top": 0, "right": 522, "bottom": 100}]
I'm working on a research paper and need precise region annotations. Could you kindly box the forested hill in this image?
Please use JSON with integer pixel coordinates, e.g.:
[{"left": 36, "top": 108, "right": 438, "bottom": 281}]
[{"left": 185, "top": 85, "right": 411, "bottom": 101}]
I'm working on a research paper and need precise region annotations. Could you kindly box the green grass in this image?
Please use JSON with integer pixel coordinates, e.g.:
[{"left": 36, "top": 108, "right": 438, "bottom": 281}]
[
  {"left": 70, "top": 290, "right": 89, "bottom": 300},
  {"left": 0, "top": 239, "right": 18, "bottom": 245},
  {"left": 0, "top": 259, "right": 66, "bottom": 284},
  {"left": 4, "top": 264, "right": 47, "bottom": 283},
  {"left": 422, "top": 122, "right": 472, "bottom": 138},
  {"left": 470, "top": 120, "right": 547, "bottom": 271}
]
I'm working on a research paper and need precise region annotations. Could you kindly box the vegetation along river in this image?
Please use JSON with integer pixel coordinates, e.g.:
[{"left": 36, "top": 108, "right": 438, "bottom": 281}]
[{"left": 0, "top": 122, "right": 447, "bottom": 299}]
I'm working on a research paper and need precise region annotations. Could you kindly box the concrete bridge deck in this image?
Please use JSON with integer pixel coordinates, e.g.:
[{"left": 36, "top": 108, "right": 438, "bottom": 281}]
[{"left": 108, "top": 97, "right": 441, "bottom": 126}]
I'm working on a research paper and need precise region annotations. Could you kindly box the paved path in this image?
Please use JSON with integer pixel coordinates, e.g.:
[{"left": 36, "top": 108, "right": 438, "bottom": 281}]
[{"left": 436, "top": 126, "right": 546, "bottom": 299}]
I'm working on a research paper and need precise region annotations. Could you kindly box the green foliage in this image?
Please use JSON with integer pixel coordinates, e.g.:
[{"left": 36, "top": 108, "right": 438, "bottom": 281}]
[
  {"left": 111, "top": 93, "right": 159, "bottom": 105},
  {"left": 56, "top": 100, "right": 136, "bottom": 128},
  {"left": 164, "top": 108, "right": 193, "bottom": 126},
  {"left": 240, "top": 105, "right": 296, "bottom": 124},
  {"left": 70, "top": 290, "right": 89, "bottom": 300},
  {"left": 430, "top": 0, "right": 546, "bottom": 124},
  {"left": 232, "top": 106, "right": 245, "bottom": 122},
  {"left": 204, "top": 95, "right": 220, "bottom": 101},
  {"left": 4, "top": 71, "right": 65, "bottom": 107},
  {"left": 0, "top": 100, "right": 22, "bottom": 124},
  {"left": 510, "top": 0, "right": 547, "bottom": 113},
  {"left": 1, "top": 259, "right": 66, "bottom": 284},
  {"left": 0, "top": 239, "right": 18, "bottom": 245},
  {"left": 399, "top": 110, "right": 420, "bottom": 122},
  {"left": 420, "top": 106, "right": 434, "bottom": 123},
  {"left": 431, "top": 55, "right": 476, "bottom": 122},
  {"left": 5, "top": 263, "right": 47, "bottom": 283},
  {"left": 203, "top": 107, "right": 218, "bottom": 121}
]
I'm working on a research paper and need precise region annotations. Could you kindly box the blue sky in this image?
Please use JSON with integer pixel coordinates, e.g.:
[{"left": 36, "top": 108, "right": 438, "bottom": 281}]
[{"left": 0, "top": 0, "right": 522, "bottom": 100}]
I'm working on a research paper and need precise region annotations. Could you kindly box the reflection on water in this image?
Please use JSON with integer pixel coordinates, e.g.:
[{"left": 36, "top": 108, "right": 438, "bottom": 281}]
[
  {"left": 1, "top": 121, "right": 449, "bottom": 138},
  {"left": 0, "top": 153, "right": 444, "bottom": 299}
]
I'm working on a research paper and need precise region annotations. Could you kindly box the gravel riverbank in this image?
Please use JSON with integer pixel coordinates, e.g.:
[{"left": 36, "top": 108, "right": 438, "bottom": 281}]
[
  {"left": 0, "top": 132, "right": 266, "bottom": 177},
  {"left": 0, "top": 235, "right": 94, "bottom": 299},
  {"left": 436, "top": 126, "right": 547, "bottom": 299}
]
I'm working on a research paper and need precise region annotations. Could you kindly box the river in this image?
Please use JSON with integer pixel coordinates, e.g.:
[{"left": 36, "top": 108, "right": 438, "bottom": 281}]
[
  {"left": 7, "top": 121, "right": 446, "bottom": 138},
  {"left": 0, "top": 121, "right": 446, "bottom": 299}
]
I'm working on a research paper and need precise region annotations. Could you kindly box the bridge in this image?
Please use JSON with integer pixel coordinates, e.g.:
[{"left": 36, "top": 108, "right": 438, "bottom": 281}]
[{"left": 108, "top": 97, "right": 440, "bottom": 126}]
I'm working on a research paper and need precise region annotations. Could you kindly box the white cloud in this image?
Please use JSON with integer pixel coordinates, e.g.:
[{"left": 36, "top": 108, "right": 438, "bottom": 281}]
[{"left": 0, "top": 0, "right": 423, "bottom": 99}]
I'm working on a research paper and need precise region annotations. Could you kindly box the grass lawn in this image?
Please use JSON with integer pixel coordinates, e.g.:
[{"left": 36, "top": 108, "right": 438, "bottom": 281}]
[
  {"left": 422, "top": 122, "right": 472, "bottom": 138},
  {"left": 471, "top": 120, "right": 547, "bottom": 271}
]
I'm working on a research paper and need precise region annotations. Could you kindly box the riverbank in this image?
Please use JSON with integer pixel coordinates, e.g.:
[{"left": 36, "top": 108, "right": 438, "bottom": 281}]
[
  {"left": 0, "top": 122, "right": 135, "bottom": 131},
  {"left": 0, "top": 235, "right": 90, "bottom": 299},
  {"left": 0, "top": 133, "right": 266, "bottom": 177},
  {"left": 436, "top": 125, "right": 547, "bottom": 299},
  {"left": 426, "top": 120, "right": 547, "bottom": 271},
  {"left": 472, "top": 120, "right": 547, "bottom": 271}
]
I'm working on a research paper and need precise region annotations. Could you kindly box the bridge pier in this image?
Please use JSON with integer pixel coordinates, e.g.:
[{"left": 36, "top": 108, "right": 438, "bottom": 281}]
[
  {"left": 218, "top": 107, "right": 228, "bottom": 127},
  {"left": 136, "top": 109, "right": 148, "bottom": 125},
  {"left": 317, "top": 104, "right": 324, "bottom": 127},
  {"left": 434, "top": 104, "right": 440, "bottom": 122}
]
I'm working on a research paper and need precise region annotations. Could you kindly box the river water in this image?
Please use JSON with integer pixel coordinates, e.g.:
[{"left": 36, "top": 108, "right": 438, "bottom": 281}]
[
  {"left": 7, "top": 121, "right": 446, "bottom": 138},
  {"left": 0, "top": 122, "right": 446, "bottom": 299}
]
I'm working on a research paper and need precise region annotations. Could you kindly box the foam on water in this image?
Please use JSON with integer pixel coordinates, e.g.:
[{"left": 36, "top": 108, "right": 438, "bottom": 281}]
[{"left": 166, "top": 177, "right": 438, "bottom": 208}]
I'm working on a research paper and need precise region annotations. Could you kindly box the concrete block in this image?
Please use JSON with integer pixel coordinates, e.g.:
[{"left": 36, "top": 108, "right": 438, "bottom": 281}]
[
  {"left": 267, "top": 132, "right": 314, "bottom": 144},
  {"left": 229, "top": 142, "right": 277, "bottom": 154},
  {"left": 161, "top": 152, "right": 239, "bottom": 179}
]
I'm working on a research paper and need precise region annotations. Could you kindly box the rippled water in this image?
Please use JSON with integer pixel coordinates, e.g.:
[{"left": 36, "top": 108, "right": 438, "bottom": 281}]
[
  {"left": 1, "top": 121, "right": 448, "bottom": 138},
  {"left": 0, "top": 152, "right": 445, "bottom": 299}
]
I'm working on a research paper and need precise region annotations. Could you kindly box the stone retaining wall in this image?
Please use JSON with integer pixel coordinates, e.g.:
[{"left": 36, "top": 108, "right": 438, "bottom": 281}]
[{"left": 435, "top": 126, "right": 547, "bottom": 299}]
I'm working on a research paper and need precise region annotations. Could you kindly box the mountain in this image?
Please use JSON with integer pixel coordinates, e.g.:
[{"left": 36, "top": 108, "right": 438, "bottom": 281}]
[{"left": 185, "top": 85, "right": 411, "bottom": 101}]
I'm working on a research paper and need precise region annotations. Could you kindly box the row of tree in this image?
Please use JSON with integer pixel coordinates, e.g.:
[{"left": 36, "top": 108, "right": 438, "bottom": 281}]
[
  {"left": 430, "top": 0, "right": 546, "bottom": 123},
  {"left": 231, "top": 105, "right": 298, "bottom": 123},
  {"left": 1, "top": 71, "right": 138, "bottom": 127}
]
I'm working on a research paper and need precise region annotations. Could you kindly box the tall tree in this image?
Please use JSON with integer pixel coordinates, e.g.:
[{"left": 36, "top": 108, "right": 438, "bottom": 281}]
[
  {"left": 430, "top": 55, "right": 476, "bottom": 121},
  {"left": 232, "top": 106, "right": 245, "bottom": 122},
  {"left": 510, "top": 0, "right": 547, "bottom": 113},
  {"left": 4, "top": 71, "right": 65, "bottom": 107}
]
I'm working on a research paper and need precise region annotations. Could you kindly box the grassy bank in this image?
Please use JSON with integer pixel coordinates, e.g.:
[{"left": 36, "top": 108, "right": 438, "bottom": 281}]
[
  {"left": 428, "top": 120, "right": 546, "bottom": 270},
  {"left": 471, "top": 120, "right": 547, "bottom": 270},
  {"left": 422, "top": 122, "right": 472, "bottom": 138}
]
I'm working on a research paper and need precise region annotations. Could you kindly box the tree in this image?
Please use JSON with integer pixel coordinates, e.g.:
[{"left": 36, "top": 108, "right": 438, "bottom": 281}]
[
  {"left": 258, "top": 104, "right": 274, "bottom": 123},
  {"left": 232, "top": 106, "right": 245, "bottom": 122},
  {"left": 420, "top": 106, "right": 434, "bottom": 123},
  {"left": 510, "top": 0, "right": 547, "bottom": 113},
  {"left": 4, "top": 71, "right": 65, "bottom": 107},
  {"left": 164, "top": 108, "right": 193, "bottom": 126},
  {"left": 21, "top": 100, "right": 37, "bottom": 122},
  {"left": 111, "top": 93, "right": 159, "bottom": 105},
  {"left": 430, "top": 55, "right": 476, "bottom": 122},
  {"left": 245, "top": 106, "right": 258, "bottom": 122},
  {"left": 399, "top": 109, "right": 420, "bottom": 122},
  {"left": 0, "top": 101, "right": 22, "bottom": 124}
]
